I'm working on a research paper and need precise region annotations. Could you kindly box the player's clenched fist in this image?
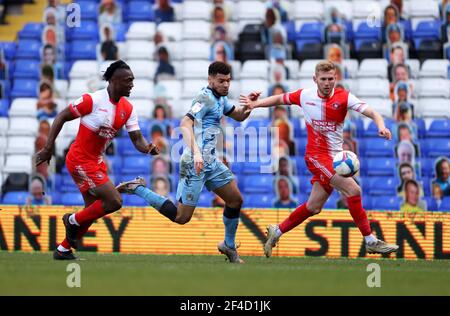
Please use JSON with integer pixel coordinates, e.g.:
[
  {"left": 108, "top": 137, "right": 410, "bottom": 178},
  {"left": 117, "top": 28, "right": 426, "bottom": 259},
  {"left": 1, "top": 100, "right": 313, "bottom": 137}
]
[
  {"left": 147, "top": 143, "right": 160, "bottom": 155},
  {"left": 378, "top": 127, "right": 392, "bottom": 140},
  {"left": 35, "top": 148, "right": 52, "bottom": 166}
]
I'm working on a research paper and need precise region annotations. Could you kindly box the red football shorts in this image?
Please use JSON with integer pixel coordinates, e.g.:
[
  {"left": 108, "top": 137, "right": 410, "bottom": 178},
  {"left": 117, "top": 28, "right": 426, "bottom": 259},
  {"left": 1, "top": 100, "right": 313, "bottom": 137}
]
[
  {"left": 305, "top": 156, "right": 336, "bottom": 195},
  {"left": 66, "top": 158, "right": 109, "bottom": 194}
]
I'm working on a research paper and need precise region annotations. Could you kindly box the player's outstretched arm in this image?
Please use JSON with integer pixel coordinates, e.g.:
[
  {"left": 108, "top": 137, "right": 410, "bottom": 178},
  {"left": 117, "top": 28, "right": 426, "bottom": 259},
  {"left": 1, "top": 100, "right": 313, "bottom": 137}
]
[
  {"left": 180, "top": 116, "right": 203, "bottom": 175},
  {"left": 228, "top": 91, "right": 262, "bottom": 121},
  {"left": 35, "top": 107, "right": 77, "bottom": 166},
  {"left": 239, "top": 93, "right": 284, "bottom": 110},
  {"left": 128, "top": 130, "right": 159, "bottom": 155},
  {"left": 362, "top": 105, "right": 392, "bottom": 140}
]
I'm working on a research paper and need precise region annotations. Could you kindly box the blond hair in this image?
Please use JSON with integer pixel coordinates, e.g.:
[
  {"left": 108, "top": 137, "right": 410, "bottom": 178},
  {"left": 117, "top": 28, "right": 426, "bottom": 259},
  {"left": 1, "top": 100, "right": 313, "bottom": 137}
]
[{"left": 315, "top": 60, "right": 336, "bottom": 75}]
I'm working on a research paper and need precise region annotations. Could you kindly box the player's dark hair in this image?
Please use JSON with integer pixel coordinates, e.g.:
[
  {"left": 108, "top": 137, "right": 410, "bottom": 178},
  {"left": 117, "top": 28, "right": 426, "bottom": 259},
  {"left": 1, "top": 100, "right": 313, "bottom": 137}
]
[
  {"left": 103, "top": 59, "right": 131, "bottom": 81},
  {"left": 208, "top": 61, "right": 231, "bottom": 76}
]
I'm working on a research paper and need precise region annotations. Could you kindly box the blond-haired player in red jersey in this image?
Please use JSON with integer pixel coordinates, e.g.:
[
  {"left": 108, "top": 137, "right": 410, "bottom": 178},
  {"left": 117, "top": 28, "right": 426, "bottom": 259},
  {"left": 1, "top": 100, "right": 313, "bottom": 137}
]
[
  {"left": 240, "top": 60, "right": 399, "bottom": 257},
  {"left": 35, "top": 60, "right": 159, "bottom": 260}
]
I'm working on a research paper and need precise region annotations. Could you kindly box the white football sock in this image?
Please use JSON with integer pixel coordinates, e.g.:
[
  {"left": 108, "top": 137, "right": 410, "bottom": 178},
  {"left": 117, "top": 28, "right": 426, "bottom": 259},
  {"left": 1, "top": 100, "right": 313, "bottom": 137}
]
[
  {"left": 275, "top": 226, "right": 283, "bottom": 238},
  {"left": 57, "top": 245, "right": 70, "bottom": 252},
  {"left": 69, "top": 214, "right": 80, "bottom": 226},
  {"left": 364, "top": 234, "right": 377, "bottom": 245}
]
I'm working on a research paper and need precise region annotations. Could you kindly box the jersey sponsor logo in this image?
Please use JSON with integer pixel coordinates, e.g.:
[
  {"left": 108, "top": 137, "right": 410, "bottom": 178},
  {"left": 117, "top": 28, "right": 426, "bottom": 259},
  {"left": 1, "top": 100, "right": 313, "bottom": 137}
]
[
  {"left": 191, "top": 102, "right": 203, "bottom": 114},
  {"left": 98, "top": 126, "right": 117, "bottom": 139},
  {"left": 311, "top": 119, "right": 337, "bottom": 132}
]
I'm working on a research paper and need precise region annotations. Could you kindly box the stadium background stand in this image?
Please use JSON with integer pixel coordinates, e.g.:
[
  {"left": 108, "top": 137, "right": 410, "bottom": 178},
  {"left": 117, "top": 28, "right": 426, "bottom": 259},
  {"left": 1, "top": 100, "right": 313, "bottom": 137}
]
[{"left": 0, "top": 0, "right": 448, "bottom": 212}]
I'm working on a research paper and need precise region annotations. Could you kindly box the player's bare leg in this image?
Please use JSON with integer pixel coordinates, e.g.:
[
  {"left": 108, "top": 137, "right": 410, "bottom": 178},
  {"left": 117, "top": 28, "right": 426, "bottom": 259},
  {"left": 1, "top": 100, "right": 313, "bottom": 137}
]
[
  {"left": 330, "top": 175, "right": 399, "bottom": 254},
  {"left": 264, "top": 182, "right": 330, "bottom": 257},
  {"left": 213, "top": 180, "right": 244, "bottom": 263}
]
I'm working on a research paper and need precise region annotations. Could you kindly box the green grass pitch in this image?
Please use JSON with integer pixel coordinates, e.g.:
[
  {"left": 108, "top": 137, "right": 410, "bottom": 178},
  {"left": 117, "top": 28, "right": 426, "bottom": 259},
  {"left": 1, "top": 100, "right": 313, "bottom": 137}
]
[{"left": 1, "top": 252, "right": 449, "bottom": 296}]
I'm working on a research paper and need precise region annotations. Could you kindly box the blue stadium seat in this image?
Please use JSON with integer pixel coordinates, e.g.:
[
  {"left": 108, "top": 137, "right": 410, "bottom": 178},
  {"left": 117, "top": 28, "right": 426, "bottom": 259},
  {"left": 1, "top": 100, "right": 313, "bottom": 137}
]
[
  {"left": 106, "top": 156, "right": 122, "bottom": 174},
  {"left": 243, "top": 175, "right": 273, "bottom": 193},
  {"left": 51, "top": 192, "right": 61, "bottom": 205},
  {"left": 361, "top": 138, "right": 395, "bottom": 157},
  {"left": 13, "top": 59, "right": 41, "bottom": 79},
  {"left": 414, "top": 118, "right": 426, "bottom": 139},
  {"left": 283, "top": 20, "right": 296, "bottom": 42},
  {"left": 244, "top": 193, "right": 274, "bottom": 208},
  {"left": 197, "top": 192, "right": 213, "bottom": 207},
  {"left": 363, "top": 176, "right": 398, "bottom": 196},
  {"left": 114, "top": 22, "right": 128, "bottom": 42},
  {"left": 418, "top": 157, "right": 436, "bottom": 178},
  {"left": 241, "top": 162, "right": 265, "bottom": 174},
  {"left": 362, "top": 158, "right": 397, "bottom": 177},
  {"left": 421, "top": 177, "right": 431, "bottom": 196},
  {"left": 299, "top": 176, "right": 313, "bottom": 195},
  {"left": 230, "top": 162, "right": 242, "bottom": 175},
  {"left": 69, "top": 40, "right": 97, "bottom": 60},
  {"left": 424, "top": 139, "right": 450, "bottom": 157},
  {"left": 126, "top": 1, "right": 154, "bottom": 22},
  {"left": 60, "top": 175, "right": 79, "bottom": 193},
  {"left": 18, "top": 23, "right": 44, "bottom": 40},
  {"left": 0, "top": 41, "right": 17, "bottom": 60},
  {"left": 2, "top": 191, "right": 28, "bottom": 204},
  {"left": 423, "top": 197, "right": 438, "bottom": 211},
  {"left": 412, "top": 20, "right": 441, "bottom": 42},
  {"left": 61, "top": 193, "right": 85, "bottom": 206},
  {"left": 293, "top": 156, "right": 312, "bottom": 176},
  {"left": 295, "top": 137, "right": 307, "bottom": 156},
  {"left": 11, "top": 79, "right": 38, "bottom": 98},
  {"left": 70, "top": 20, "right": 99, "bottom": 40},
  {"left": 438, "top": 197, "right": 450, "bottom": 211},
  {"left": 370, "top": 196, "right": 402, "bottom": 210},
  {"left": 0, "top": 99, "right": 9, "bottom": 117},
  {"left": 123, "top": 194, "right": 148, "bottom": 206},
  {"left": 16, "top": 40, "right": 41, "bottom": 59},
  {"left": 76, "top": 1, "right": 99, "bottom": 21},
  {"left": 296, "top": 22, "right": 324, "bottom": 42},
  {"left": 364, "top": 119, "right": 395, "bottom": 138},
  {"left": 426, "top": 119, "right": 450, "bottom": 138},
  {"left": 116, "top": 137, "right": 136, "bottom": 155},
  {"left": 323, "top": 193, "right": 339, "bottom": 209},
  {"left": 121, "top": 156, "right": 151, "bottom": 174},
  {"left": 353, "top": 21, "right": 381, "bottom": 45}
]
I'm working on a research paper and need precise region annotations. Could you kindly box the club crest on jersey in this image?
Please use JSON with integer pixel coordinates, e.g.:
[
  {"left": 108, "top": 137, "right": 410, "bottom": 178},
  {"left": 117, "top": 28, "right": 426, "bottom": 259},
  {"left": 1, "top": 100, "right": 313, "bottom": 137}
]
[
  {"left": 96, "top": 172, "right": 104, "bottom": 179},
  {"left": 332, "top": 102, "right": 341, "bottom": 109},
  {"left": 120, "top": 111, "right": 126, "bottom": 119},
  {"left": 191, "top": 102, "right": 203, "bottom": 114}
]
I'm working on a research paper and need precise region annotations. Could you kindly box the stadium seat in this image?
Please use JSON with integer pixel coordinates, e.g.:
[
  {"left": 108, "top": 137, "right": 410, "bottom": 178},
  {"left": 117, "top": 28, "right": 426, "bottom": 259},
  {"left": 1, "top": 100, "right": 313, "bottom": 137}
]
[
  {"left": 76, "top": 0, "right": 98, "bottom": 21},
  {"left": 370, "top": 196, "right": 402, "bottom": 210},
  {"left": 182, "top": 20, "right": 211, "bottom": 41},
  {"left": 237, "top": 40, "right": 265, "bottom": 61},
  {"left": 70, "top": 20, "right": 98, "bottom": 40},
  {"left": 245, "top": 193, "right": 274, "bottom": 208},
  {"left": 156, "top": 80, "right": 182, "bottom": 100},
  {"left": 363, "top": 177, "right": 398, "bottom": 196},
  {"left": 424, "top": 139, "right": 450, "bottom": 157},
  {"left": 409, "top": 0, "right": 439, "bottom": 19},
  {"left": 293, "top": 0, "right": 324, "bottom": 20},
  {"left": 129, "top": 79, "right": 154, "bottom": 99},
  {"left": 362, "top": 138, "right": 395, "bottom": 157},
  {"left": 16, "top": 40, "right": 41, "bottom": 59},
  {"left": 243, "top": 175, "right": 273, "bottom": 193},
  {"left": 362, "top": 158, "right": 397, "bottom": 177},
  {"left": 182, "top": 1, "right": 212, "bottom": 20},
  {"left": 69, "top": 60, "right": 98, "bottom": 79},
  {"left": 296, "top": 41, "right": 324, "bottom": 62},
  {"left": 197, "top": 192, "right": 213, "bottom": 207},
  {"left": 126, "top": 1, "right": 154, "bottom": 22},
  {"left": 3, "top": 154, "right": 32, "bottom": 174},
  {"left": 157, "top": 22, "right": 183, "bottom": 42},
  {"left": 416, "top": 98, "right": 450, "bottom": 118},
  {"left": 438, "top": 197, "right": 450, "bottom": 211},
  {"left": 237, "top": 1, "right": 266, "bottom": 22},
  {"left": 6, "top": 136, "right": 35, "bottom": 155},
  {"left": 323, "top": 0, "right": 353, "bottom": 20},
  {"left": 362, "top": 98, "right": 391, "bottom": 118},
  {"left": 239, "top": 79, "right": 269, "bottom": 97},
  {"left": 125, "top": 41, "right": 155, "bottom": 60},
  {"left": 121, "top": 156, "right": 151, "bottom": 174},
  {"left": 18, "top": 23, "right": 43, "bottom": 40},
  {"left": 123, "top": 194, "right": 148, "bottom": 206},
  {"left": 11, "top": 79, "right": 38, "bottom": 98},
  {"left": 357, "top": 59, "right": 388, "bottom": 78},
  {"left": 9, "top": 98, "right": 38, "bottom": 117},
  {"left": 356, "top": 78, "right": 389, "bottom": 98},
  {"left": 128, "top": 99, "right": 154, "bottom": 119},
  {"left": 181, "top": 60, "right": 210, "bottom": 79},
  {"left": 363, "top": 119, "right": 395, "bottom": 138},
  {"left": 181, "top": 80, "right": 205, "bottom": 99},
  {"left": 181, "top": 40, "right": 210, "bottom": 60},
  {"left": 240, "top": 60, "right": 269, "bottom": 79},
  {"left": 298, "top": 175, "right": 313, "bottom": 195},
  {"left": 419, "top": 59, "right": 450, "bottom": 78},
  {"left": 69, "top": 40, "right": 97, "bottom": 60},
  {"left": 67, "top": 79, "right": 89, "bottom": 99},
  {"left": 2, "top": 191, "right": 28, "bottom": 205},
  {"left": 405, "top": 59, "right": 421, "bottom": 78},
  {"left": 13, "top": 59, "right": 40, "bottom": 79},
  {"left": 61, "top": 193, "right": 85, "bottom": 206},
  {"left": 126, "top": 22, "right": 156, "bottom": 41},
  {"left": 8, "top": 117, "right": 38, "bottom": 136},
  {"left": 127, "top": 60, "right": 157, "bottom": 79},
  {"left": 0, "top": 100, "right": 8, "bottom": 117},
  {"left": 426, "top": 119, "right": 450, "bottom": 138}
]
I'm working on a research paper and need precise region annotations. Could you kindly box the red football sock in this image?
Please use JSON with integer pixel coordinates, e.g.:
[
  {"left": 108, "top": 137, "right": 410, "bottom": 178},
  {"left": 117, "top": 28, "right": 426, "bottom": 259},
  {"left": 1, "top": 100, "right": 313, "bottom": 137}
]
[
  {"left": 60, "top": 239, "right": 71, "bottom": 249},
  {"left": 279, "top": 203, "right": 313, "bottom": 233},
  {"left": 76, "top": 221, "right": 94, "bottom": 239},
  {"left": 347, "top": 195, "right": 371, "bottom": 236},
  {"left": 74, "top": 200, "right": 106, "bottom": 226}
]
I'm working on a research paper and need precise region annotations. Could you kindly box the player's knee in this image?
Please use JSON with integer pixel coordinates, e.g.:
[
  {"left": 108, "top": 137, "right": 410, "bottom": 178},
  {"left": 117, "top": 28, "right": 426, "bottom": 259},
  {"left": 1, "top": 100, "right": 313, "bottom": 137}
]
[
  {"left": 344, "top": 185, "right": 361, "bottom": 197},
  {"left": 175, "top": 215, "right": 191, "bottom": 225},
  {"left": 107, "top": 196, "right": 122, "bottom": 211},
  {"left": 306, "top": 202, "right": 322, "bottom": 215},
  {"left": 228, "top": 195, "right": 243, "bottom": 209}
]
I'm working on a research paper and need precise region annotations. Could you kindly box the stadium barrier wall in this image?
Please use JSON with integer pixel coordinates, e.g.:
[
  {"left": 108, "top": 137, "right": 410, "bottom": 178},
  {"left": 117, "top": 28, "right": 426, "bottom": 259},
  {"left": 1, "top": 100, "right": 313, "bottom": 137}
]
[{"left": 0, "top": 206, "right": 449, "bottom": 260}]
